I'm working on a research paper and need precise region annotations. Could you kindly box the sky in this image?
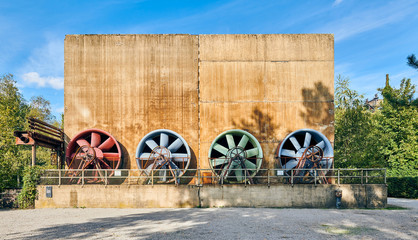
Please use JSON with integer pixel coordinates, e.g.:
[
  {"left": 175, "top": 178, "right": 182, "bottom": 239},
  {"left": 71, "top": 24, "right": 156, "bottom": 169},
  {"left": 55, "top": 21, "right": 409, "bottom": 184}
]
[{"left": 1, "top": 0, "right": 417, "bottom": 119}]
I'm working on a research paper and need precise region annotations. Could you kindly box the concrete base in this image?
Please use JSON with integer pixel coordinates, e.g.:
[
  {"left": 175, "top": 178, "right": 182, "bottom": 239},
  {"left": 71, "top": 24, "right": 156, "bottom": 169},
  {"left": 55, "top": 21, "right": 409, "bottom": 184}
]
[{"left": 36, "top": 184, "right": 387, "bottom": 209}]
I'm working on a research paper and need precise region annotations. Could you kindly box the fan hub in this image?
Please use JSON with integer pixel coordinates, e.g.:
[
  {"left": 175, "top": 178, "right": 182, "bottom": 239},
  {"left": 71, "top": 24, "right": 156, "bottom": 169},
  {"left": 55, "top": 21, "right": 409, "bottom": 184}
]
[
  {"left": 228, "top": 147, "right": 247, "bottom": 164},
  {"left": 150, "top": 146, "right": 172, "bottom": 165}
]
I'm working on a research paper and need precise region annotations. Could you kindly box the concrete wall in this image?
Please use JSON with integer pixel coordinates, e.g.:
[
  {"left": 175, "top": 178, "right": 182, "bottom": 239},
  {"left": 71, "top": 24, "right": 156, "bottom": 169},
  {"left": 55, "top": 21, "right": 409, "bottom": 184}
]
[
  {"left": 36, "top": 184, "right": 386, "bottom": 209},
  {"left": 64, "top": 34, "right": 334, "bottom": 172}
]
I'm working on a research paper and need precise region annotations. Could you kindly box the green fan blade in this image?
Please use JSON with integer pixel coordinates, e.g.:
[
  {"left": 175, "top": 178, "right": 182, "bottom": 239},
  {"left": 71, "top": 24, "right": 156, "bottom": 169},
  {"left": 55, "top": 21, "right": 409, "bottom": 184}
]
[
  {"left": 245, "top": 148, "right": 259, "bottom": 158},
  {"left": 238, "top": 135, "right": 249, "bottom": 148},
  {"left": 226, "top": 134, "right": 236, "bottom": 149},
  {"left": 213, "top": 143, "right": 229, "bottom": 156}
]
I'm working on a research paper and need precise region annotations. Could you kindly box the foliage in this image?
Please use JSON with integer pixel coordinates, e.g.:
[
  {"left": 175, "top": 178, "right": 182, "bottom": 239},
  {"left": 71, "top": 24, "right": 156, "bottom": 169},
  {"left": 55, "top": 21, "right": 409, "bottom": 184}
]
[
  {"left": 386, "top": 177, "right": 418, "bottom": 199},
  {"left": 17, "top": 166, "right": 42, "bottom": 208},
  {"left": 407, "top": 54, "right": 418, "bottom": 70},
  {"left": 334, "top": 75, "right": 417, "bottom": 178},
  {"left": 0, "top": 74, "right": 59, "bottom": 192}
]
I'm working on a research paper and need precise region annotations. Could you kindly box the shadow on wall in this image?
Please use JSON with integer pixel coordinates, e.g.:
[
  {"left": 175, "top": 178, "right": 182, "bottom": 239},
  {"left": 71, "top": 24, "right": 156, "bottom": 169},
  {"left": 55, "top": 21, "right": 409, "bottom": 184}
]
[
  {"left": 232, "top": 107, "right": 281, "bottom": 142},
  {"left": 300, "top": 82, "right": 334, "bottom": 137}
]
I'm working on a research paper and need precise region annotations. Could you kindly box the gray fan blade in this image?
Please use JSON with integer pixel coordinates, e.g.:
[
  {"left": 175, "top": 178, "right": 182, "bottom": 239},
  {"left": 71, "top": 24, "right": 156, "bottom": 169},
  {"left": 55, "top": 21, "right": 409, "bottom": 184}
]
[
  {"left": 144, "top": 163, "right": 155, "bottom": 175},
  {"left": 245, "top": 148, "right": 259, "bottom": 158},
  {"left": 316, "top": 140, "right": 325, "bottom": 149},
  {"left": 289, "top": 136, "right": 301, "bottom": 150},
  {"left": 226, "top": 134, "right": 236, "bottom": 149},
  {"left": 168, "top": 138, "right": 183, "bottom": 153},
  {"left": 235, "top": 167, "right": 243, "bottom": 181},
  {"left": 303, "top": 132, "right": 312, "bottom": 148},
  {"left": 171, "top": 153, "right": 189, "bottom": 162},
  {"left": 159, "top": 165, "right": 167, "bottom": 182},
  {"left": 160, "top": 133, "right": 169, "bottom": 147},
  {"left": 283, "top": 159, "right": 298, "bottom": 169},
  {"left": 281, "top": 149, "right": 296, "bottom": 158},
  {"left": 238, "top": 135, "right": 249, "bottom": 148},
  {"left": 139, "top": 153, "right": 151, "bottom": 160},
  {"left": 210, "top": 156, "right": 229, "bottom": 166},
  {"left": 145, "top": 139, "right": 158, "bottom": 151},
  {"left": 244, "top": 160, "right": 256, "bottom": 170},
  {"left": 213, "top": 143, "right": 229, "bottom": 156}
]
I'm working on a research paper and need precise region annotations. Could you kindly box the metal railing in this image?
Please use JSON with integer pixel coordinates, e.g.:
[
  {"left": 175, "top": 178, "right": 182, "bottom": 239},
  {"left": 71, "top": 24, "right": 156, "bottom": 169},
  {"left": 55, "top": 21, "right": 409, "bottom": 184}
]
[{"left": 39, "top": 168, "right": 386, "bottom": 186}]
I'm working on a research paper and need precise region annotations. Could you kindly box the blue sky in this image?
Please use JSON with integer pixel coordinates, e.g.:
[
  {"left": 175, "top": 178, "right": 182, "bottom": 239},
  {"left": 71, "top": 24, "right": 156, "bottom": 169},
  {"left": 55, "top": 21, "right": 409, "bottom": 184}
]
[{"left": 1, "top": 0, "right": 417, "bottom": 119}]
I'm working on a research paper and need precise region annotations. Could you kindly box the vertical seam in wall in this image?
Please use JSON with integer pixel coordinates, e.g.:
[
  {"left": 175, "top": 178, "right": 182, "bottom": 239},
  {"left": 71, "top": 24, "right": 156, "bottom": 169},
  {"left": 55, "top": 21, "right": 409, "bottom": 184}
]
[{"left": 197, "top": 35, "right": 201, "bottom": 171}]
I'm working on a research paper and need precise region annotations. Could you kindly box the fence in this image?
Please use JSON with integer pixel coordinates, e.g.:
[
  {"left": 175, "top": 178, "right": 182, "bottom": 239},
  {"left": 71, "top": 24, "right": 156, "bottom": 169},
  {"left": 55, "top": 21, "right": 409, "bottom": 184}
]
[{"left": 39, "top": 168, "right": 386, "bottom": 186}]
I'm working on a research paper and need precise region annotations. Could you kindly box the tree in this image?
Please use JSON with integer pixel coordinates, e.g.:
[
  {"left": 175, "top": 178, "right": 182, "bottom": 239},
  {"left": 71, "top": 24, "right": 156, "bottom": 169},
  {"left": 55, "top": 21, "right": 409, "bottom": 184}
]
[
  {"left": 407, "top": 54, "right": 418, "bottom": 70},
  {"left": 334, "top": 75, "right": 379, "bottom": 168},
  {"left": 28, "top": 96, "right": 55, "bottom": 123},
  {"left": 0, "top": 74, "right": 30, "bottom": 190},
  {"left": 375, "top": 76, "right": 418, "bottom": 176}
]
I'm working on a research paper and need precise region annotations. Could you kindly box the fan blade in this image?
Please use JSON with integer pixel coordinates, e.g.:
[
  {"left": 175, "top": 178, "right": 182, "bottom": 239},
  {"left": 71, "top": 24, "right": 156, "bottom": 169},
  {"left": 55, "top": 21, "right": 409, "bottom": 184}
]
[
  {"left": 169, "top": 162, "right": 181, "bottom": 176},
  {"left": 98, "top": 138, "right": 115, "bottom": 151},
  {"left": 316, "top": 140, "right": 325, "bottom": 149},
  {"left": 303, "top": 132, "right": 311, "bottom": 148},
  {"left": 145, "top": 139, "right": 158, "bottom": 151},
  {"left": 235, "top": 167, "right": 243, "bottom": 181},
  {"left": 281, "top": 149, "right": 296, "bottom": 158},
  {"left": 94, "top": 148, "right": 104, "bottom": 159},
  {"left": 210, "top": 156, "right": 229, "bottom": 166},
  {"left": 160, "top": 133, "right": 169, "bottom": 147},
  {"left": 159, "top": 165, "right": 167, "bottom": 181},
  {"left": 245, "top": 148, "right": 259, "bottom": 158},
  {"left": 103, "top": 152, "right": 120, "bottom": 161},
  {"left": 283, "top": 159, "right": 298, "bottom": 169},
  {"left": 221, "top": 161, "right": 237, "bottom": 177},
  {"left": 91, "top": 132, "right": 101, "bottom": 148},
  {"left": 213, "top": 143, "right": 229, "bottom": 156},
  {"left": 226, "top": 134, "right": 236, "bottom": 149},
  {"left": 171, "top": 153, "right": 189, "bottom": 162},
  {"left": 238, "top": 135, "right": 249, "bottom": 148},
  {"left": 289, "top": 136, "right": 301, "bottom": 150},
  {"left": 76, "top": 139, "right": 90, "bottom": 148},
  {"left": 168, "top": 138, "right": 183, "bottom": 153},
  {"left": 144, "top": 163, "right": 155, "bottom": 175},
  {"left": 139, "top": 153, "right": 151, "bottom": 160},
  {"left": 244, "top": 160, "right": 256, "bottom": 170}
]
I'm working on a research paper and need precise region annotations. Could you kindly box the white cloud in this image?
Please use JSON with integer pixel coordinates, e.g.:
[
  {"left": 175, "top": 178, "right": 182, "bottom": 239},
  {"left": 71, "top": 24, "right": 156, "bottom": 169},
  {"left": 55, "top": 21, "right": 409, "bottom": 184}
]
[
  {"left": 22, "top": 72, "right": 63, "bottom": 90},
  {"left": 55, "top": 106, "right": 64, "bottom": 114},
  {"left": 19, "top": 38, "right": 64, "bottom": 89},
  {"left": 333, "top": 0, "right": 343, "bottom": 7},
  {"left": 317, "top": 1, "right": 417, "bottom": 42}
]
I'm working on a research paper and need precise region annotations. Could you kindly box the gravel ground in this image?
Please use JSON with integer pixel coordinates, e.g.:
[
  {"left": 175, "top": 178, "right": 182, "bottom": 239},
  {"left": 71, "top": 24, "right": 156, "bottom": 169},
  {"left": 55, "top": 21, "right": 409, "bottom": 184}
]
[{"left": 0, "top": 198, "right": 417, "bottom": 240}]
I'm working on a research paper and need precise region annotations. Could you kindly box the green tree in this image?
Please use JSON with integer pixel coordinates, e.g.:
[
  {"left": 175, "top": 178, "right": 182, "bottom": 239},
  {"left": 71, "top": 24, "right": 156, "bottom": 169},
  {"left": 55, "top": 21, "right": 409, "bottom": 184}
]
[
  {"left": 0, "top": 74, "right": 30, "bottom": 191},
  {"left": 334, "top": 75, "right": 379, "bottom": 168},
  {"left": 28, "top": 96, "right": 55, "bottom": 123},
  {"left": 407, "top": 54, "right": 418, "bottom": 70},
  {"left": 376, "top": 77, "right": 418, "bottom": 176}
]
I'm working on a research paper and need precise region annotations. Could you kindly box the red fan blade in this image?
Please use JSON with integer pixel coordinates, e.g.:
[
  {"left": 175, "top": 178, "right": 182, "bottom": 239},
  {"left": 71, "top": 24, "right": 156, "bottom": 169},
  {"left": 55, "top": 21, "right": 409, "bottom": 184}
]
[
  {"left": 91, "top": 132, "right": 101, "bottom": 148},
  {"left": 98, "top": 137, "right": 115, "bottom": 151}
]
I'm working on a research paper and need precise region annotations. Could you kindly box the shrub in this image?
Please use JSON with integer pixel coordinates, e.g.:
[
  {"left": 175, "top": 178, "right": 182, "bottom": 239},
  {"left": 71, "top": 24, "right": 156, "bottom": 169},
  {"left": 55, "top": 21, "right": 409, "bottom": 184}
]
[
  {"left": 17, "top": 166, "right": 42, "bottom": 208},
  {"left": 387, "top": 177, "right": 418, "bottom": 199}
]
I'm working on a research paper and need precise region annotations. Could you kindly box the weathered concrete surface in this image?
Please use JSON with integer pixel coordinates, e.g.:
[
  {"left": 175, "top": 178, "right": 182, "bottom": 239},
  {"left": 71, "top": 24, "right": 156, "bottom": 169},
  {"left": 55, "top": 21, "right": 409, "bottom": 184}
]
[
  {"left": 36, "top": 185, "right": 199, "bottom": 208},
  {"left": 36, "top": 184, "right": 386, "bottom": 209},
  {"left": 198, "top": 34, "right": 334, "bottom": 170},
  {"left": 64, "top": 34, "right": 334, "bottom": 174},
  {"left": 64, "top": 34, "right": 199, "bottom": 171}
]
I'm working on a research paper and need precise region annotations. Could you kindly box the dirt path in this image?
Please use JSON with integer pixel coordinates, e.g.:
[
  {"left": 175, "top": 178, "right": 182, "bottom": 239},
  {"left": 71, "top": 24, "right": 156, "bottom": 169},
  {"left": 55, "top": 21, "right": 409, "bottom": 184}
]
[{"left": 1, "top": 199, "right": 417, "bottom": 240}]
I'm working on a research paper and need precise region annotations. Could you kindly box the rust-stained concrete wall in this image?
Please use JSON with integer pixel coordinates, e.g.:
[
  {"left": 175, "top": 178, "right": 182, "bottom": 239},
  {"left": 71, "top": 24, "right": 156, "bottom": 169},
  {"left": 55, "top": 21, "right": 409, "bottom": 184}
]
[
  {"left": 36, "top": 184, "right": 386, "bottom": 209},
  {"left": 64, "top": 34, "right": 334, "bottom": 173},
  {"left": 199, "top": 34, "right": 334, "bottom": 170},
  {"left": 64, "top": 35, "right": 199, "bottom": 171}
]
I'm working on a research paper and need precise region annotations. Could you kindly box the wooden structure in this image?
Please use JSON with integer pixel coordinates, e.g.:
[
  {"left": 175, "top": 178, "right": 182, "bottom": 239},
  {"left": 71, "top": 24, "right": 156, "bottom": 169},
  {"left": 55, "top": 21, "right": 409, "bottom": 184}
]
[
  {"left": 14, "top": 117, "right": 64, "bottom": 166},
  {"left": 64, "top": 34, "right": 334, "bottom": 174}
]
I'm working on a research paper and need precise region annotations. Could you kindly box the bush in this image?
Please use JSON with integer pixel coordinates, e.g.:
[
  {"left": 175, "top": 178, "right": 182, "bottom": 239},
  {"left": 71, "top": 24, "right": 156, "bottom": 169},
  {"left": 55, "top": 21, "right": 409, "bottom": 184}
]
[
  {"left": 17, "top": 166, "right": 42, "bottom": 208},
  {"left": 387, "top": 177, "right": 418, "bottom": 199}
]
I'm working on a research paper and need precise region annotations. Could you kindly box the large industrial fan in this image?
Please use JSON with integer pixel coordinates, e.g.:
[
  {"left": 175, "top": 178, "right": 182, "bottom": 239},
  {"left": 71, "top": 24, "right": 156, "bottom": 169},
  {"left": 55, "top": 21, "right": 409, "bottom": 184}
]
[
  {"left": 136, "top": 129, "right": 191, "bottom": 184},
  {"left": 65, "top": 129, "right": 122, "bottom": 183},
  {"left": 208, "top": 129, "right": 263, "bottom": 183},
  {"left": 276, "top": 129, "right": 333, "bottom": 183}
]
